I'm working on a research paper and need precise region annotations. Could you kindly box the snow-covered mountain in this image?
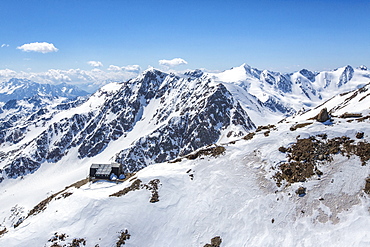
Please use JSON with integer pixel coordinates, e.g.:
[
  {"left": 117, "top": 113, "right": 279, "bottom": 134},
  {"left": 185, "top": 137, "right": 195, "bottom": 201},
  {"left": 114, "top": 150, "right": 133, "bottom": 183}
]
[
  {"left": 0, "top": 64, "right": 369, "bottom": 182},
  {"left": 0, "top": 68, "right": 258, "bottom": 181},
  {"left": 0, "top": 78, "right": 89, "bottom": 103},
  {"left": 0, "top": 67, "right": 370, "bottom": 246},
  {"left": 211, "top": 64, "right": 370, "bottom": 112}
]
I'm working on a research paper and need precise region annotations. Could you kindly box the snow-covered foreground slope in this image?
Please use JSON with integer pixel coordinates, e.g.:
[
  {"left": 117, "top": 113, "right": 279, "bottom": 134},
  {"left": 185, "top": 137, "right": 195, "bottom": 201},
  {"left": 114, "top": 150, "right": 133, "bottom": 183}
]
[{"left": 1, "top": 87, "right": 370, "bottom": 246}]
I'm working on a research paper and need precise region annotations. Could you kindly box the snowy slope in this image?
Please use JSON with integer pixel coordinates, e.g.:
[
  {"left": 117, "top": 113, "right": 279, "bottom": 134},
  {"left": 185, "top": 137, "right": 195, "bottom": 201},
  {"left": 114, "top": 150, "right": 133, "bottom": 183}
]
[{"left": 1, "top": 88, "right": 370, "bottom": 246}]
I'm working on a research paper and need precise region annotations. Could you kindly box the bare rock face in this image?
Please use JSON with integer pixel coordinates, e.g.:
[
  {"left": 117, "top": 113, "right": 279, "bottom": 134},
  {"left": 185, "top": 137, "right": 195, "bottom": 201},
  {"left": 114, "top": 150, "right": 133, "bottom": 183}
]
[{"left": 316, "top": 108, "right": 330, "bottom": 122}]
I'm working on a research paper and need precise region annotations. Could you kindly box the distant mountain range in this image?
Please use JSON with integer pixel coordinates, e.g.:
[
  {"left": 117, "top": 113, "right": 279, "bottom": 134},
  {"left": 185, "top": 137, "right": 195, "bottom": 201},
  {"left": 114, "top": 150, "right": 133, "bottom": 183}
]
[{"left": 0, "top": 78, "right": 89, "bottom": 103}]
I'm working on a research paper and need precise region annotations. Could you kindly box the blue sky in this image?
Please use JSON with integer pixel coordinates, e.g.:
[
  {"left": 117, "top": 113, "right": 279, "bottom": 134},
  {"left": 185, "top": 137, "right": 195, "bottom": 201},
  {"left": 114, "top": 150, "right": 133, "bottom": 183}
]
[{"left": 0, "top": 0, "right": 369, "bottom": 73}]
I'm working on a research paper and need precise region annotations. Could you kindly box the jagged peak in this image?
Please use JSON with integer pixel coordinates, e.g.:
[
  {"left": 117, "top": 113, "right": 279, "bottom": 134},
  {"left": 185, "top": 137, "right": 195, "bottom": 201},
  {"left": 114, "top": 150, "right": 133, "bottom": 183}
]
[
  {"left": 184, "top": 69, "right": 204, "bottom": 78},
  {"left": 358, "top": 65, "right": 367, "bottom": 71},
  {"left": 141, "top": 67, "right": 167, "bottom": 77},
  {"left": 299, "top": 68, "right": 313, "bottom": 74},
  {"left": 298, "top": 69, "right": 316, "bottom": 82},
  {"left": 241, "top": 63, "right": 251, "bottom": 70},
  {"left": 221, "top": 63, "right": 263, "bottom": 80},
  {"left": 225, "top": 63, "right": 252, "bottom": 73},
  {"left": 344, "top": 64, "right": 353, "bottom": 69}
]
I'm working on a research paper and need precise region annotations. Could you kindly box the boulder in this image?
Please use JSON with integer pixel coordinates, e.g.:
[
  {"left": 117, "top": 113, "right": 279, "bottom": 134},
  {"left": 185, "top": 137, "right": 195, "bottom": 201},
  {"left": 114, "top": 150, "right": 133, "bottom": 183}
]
[{"left": 316, "top": 108, "right": 330, "bottom": 122}]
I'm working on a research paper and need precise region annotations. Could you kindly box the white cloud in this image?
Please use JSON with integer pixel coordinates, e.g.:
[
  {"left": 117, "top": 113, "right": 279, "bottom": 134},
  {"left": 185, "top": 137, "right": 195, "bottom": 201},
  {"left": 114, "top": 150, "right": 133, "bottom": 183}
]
[
  {"left": 0, "top": 69, "right": 16, "bottom": 77},
  {"left": 107, "top": 64, "right": 141, "bottom": 72},
  {"left": 123, "top": 65, "right": 141, "bottom": 72},
  {"left": 17, "top": 42, "right": 58, "bottom": 53},
  {"left": 159, "top": 58, "right": 188, "bottom": 67},
  {"left": 1, "top": 44, "right": 9, "bottom": 48},
  {"left": 88, "top": 61, "right": 103, "bottom": 67},
  {"left": 107, "top": 65, "right": 122, "bottom": 71}
]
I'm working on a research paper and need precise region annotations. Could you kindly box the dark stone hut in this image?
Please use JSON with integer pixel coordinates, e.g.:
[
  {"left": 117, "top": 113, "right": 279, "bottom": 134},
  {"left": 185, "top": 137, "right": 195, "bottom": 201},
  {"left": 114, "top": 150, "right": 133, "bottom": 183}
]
[{"left": 90, "top": 163, "right": 122, "bottom": 179}]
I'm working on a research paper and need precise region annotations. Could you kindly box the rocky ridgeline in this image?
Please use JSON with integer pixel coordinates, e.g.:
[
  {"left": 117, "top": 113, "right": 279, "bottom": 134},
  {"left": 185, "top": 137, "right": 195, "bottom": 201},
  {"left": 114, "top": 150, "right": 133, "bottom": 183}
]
[
  {"left": 0, "top": 69, "right": 256, "bottom": 180},
  {"left": 115, "top": 79, "right": 255, "bottom": 172}
]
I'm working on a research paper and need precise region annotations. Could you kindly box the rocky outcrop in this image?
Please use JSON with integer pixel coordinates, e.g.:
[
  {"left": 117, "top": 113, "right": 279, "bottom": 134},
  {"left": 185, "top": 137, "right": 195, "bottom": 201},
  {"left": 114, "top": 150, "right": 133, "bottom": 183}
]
[{"left": 316, "top": 108, "right": 330, "bottom": 122}]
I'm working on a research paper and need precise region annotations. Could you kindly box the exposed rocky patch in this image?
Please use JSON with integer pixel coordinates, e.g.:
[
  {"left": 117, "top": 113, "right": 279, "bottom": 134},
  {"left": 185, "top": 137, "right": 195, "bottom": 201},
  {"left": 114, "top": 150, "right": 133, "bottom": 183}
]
[
  {"left": 0, "top": 227, "right": 7, "bottom": 238},
  {"left": 46, "top": 232, "right": 86, "bottom": 247},
  {"left": 242, "top": 132, "right": 255, "bottom": 141},
  {"left": 0, "top": 95, "right": 87, "bottom": 149},
  {"left": 290, "top": 122, "right": 312, "bottom": 131},
  {"left": 274, "top": 134, "right": 370, "bottom": 186},
  {"left": 109, "top": 179, "right": 142, "bottom": 197},
  {"left": 204, "top": 236, "right": 222, "bottom": 247},
  {"left": 169, "top": 145, "right": 226, "bottom": 163},
  {"left": 185, "top": 146, "right": 226, "bottom": 160},
  {"left": 339, "top": 112, "right": 362, "bottom": 118},
  {"left": 55, "top": 192, "right": 73, "bottom": 200},
  {"left": 364, "top": 177, "right": 370, "bottom": 194},
  {"left": 116, "top": 229, "right": 130, "bottom": 246},
  {"left": 48, "top": 232, "right": 68, "bottom": 243},
  {"left": 296, "top": 187, "right": 306, "bottom": 197},
  {"left": 255, "top": 124, "right": 276, "bottom": 132},
  {"left": 27, "top": 194, "right": 56, "bottom": 219},
  {"left": 143, "top": 179, "right": 160, "bottom": 203},
  {"left": 110, "top": 179, "right": 161, "bottom": 203},
  {"left": 69, "top": 238, "right": 86, "bottom": 247},
  {"left": 356, "top": 115, "right": 370, "bottom": 122},
  {"left": 356, "top": 132, "right": 364, "bottom": 139}
]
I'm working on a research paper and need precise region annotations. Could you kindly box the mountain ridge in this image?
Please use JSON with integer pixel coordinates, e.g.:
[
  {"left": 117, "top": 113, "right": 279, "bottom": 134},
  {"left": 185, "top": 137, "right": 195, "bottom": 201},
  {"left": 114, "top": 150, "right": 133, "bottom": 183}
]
[{"left": 0, "top": 64, "right": 369, "bottom": 182}]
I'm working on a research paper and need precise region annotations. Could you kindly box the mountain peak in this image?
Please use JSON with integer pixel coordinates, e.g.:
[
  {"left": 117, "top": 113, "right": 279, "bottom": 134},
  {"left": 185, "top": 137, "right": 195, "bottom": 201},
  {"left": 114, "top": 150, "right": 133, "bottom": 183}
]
[
  {"left": 358, "top": 65, "right": 367, "bottom": 71},
  {"left": 184, "top": 69, "right": 204, "bottom": 78},
  {"left": 299, "top": 69, "right": 316, "bottom": 82},
  {"left": 241, "top": 63, "right": 252, "bottom": 70}
]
